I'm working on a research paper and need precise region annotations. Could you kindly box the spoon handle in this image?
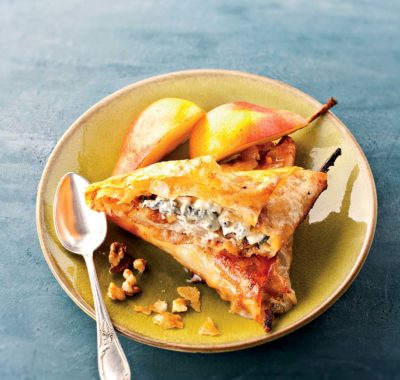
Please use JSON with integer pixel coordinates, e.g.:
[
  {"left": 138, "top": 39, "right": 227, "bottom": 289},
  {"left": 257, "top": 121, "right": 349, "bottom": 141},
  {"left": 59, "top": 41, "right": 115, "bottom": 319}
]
[{"left": 84, "top": 254, "right": 131, "bottom": 380}]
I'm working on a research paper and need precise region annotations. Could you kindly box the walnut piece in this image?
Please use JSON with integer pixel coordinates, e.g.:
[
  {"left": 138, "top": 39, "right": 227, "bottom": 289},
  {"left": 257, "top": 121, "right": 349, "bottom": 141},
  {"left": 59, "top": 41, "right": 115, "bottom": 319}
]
[
  {"left": 198, "top": 317, "right": 220, "bottom": 336},
  {"left": 152, "top": 312, "right": 184, "bottom": 329},
  {"left": 172, "top": 298, "right": 188, "bottom": 313},
  {"left": 121, "top": 269, "right": 138, "bottom": 296},
  {"left": 134, "top": 300, "right": 168, "bottom": 315},
  {"left": 122, "top": 269, "right": 140, "bottom": 296},
  {"left": 109, "top": 242, "right": 126, "bottom": 266},
  {"left": 109, "top": 242, "right": 132, "bottom": 274},
  {"left": 107, "top": 282, "right": 126, "bottom": 301},
  {"left": 177, "top": 286, "right": 201, "bottom": 312},
  {"left": 123, "top": 269, "right": 137, "bottom": 285},
  {"left": 122, "top": 284, "right": 141, "bottom": 296},
  {"left": 133, "top": 258, "right": 147, "bottom": 273}
]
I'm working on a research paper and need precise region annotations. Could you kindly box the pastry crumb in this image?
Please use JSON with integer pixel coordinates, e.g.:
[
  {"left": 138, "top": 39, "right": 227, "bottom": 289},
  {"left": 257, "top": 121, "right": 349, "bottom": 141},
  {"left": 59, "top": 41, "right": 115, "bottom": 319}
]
[
  {"left": 134, "top": 305, "right": 153, "bottom": 315},
  {"left": 134, "top": 300, "right": 168, "bottom": 315},
  {"left": 152, "top": 312, "right": 184, "bottom": 329},
  {"left": 172, "top": 298, "right": 188, "bottom": 313},
  {"left": 199, "top": 317, "right": 220, "bottom": 336},
  {"left": 153, "top": 300, "right": 168, "bottom": 313},
  {"left": 177, "top": 286, "right": 201, "bottom": 312}
]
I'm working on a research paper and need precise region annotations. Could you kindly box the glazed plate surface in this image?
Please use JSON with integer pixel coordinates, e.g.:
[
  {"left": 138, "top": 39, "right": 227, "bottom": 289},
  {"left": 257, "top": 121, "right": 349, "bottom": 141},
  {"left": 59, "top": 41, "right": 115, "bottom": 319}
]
[{"left": 36, "top": 70, "right": 377, "bottom": 352}]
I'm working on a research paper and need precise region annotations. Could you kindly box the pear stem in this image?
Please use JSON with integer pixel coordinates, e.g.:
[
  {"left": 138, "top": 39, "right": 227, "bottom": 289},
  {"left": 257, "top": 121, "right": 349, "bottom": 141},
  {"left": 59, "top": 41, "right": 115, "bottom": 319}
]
[
  {"left": 320, "top": 148, "right": 342, "bottom": 173},
  {"left": 307, "top": 97, "right": 337, "bottom": 124}
]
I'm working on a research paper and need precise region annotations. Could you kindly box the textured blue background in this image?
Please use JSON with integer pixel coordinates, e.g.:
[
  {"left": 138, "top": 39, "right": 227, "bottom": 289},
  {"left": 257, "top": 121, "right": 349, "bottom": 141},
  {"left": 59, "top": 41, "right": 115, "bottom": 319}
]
[{"left": 1, "top": 1, "right": 399, "bottom": 379}]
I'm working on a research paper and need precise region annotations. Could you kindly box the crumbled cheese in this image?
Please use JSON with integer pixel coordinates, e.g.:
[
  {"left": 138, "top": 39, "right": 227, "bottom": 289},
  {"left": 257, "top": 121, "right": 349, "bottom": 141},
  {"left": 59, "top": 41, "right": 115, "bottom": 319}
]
[
  {"left": 186, "top": 273, "right": 203, "bottom": 284},
  {"left": 141, "top": 196, "right": 268, "bottom": 245},
  {"left": 246, "top": 232, "right": 266, "bottom": 245}
]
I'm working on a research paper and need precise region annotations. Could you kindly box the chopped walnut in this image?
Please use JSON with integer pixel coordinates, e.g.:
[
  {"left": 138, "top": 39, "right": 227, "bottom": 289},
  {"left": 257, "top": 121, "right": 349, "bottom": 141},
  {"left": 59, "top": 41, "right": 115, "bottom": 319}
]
[
  {"left": 133, "top": 258, "right": 147, "bottom": 273},
  {"left": 107, "top": 282, "right": 126, "bottom": 301},
  {"left": 199, "top": 317, "right": 220, "bottom": 336},
  {"left": 109, "top": 242, "right": 126, "bottom": 266},
  {"left": 172, "top": 298, "right": 188, "bottom": 313},
  {"left": 134, "top": 300, "right": 168, "bottom": 315},
  {"left": 109, "top": 242, "right": 132, "bottom": 274},
  {"left": 123, "top": 269, "right": 137, "bottom": 285},
  {"left": 177, "top": 286, "right": 201, "bottom": 312},
  {"left": 122, "top": 284, "right": 141, "bottom": 296},
  {"left": 120, "top": 269, "right": 138, "bottom": 296},
  {"left": 152, "top": 312, "right": 184, "bottom": 329}
]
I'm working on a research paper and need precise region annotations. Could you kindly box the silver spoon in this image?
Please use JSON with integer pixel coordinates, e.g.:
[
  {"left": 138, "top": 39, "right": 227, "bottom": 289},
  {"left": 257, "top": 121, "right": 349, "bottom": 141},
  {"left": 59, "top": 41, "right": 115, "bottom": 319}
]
[{"left": 53, "top": 172, "right": 131, "bottom": 380}]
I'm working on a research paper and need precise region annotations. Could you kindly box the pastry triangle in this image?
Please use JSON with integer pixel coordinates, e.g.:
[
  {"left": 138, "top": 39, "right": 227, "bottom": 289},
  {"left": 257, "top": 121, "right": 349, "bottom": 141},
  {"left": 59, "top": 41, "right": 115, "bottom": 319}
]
[
  {"left": 86, "top": 156, "right": 326, "bottom": 259},
  {"left": 86, "top": 139, "right": 327, "bottom": 330}
]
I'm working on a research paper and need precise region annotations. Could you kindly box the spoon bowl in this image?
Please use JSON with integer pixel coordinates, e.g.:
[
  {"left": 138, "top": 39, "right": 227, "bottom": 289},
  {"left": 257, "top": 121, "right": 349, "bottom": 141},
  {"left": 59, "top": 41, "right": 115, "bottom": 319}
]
[{"left": 54, "top": 173, "right": 107, "bottom": 255}]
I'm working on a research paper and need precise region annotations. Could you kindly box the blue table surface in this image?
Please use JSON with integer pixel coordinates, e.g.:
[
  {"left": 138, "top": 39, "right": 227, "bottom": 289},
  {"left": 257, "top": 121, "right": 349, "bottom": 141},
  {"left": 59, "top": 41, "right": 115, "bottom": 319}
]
[{"left": 1, "top": 0, "right": 399, "bottom": 379}]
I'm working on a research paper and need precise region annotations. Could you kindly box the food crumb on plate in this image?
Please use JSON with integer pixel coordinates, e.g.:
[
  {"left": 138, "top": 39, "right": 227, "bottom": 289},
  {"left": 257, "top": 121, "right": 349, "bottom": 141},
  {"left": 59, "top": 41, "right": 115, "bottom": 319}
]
[
  {"left": 108, "top": 242, "right": 132, "bottom": 274},
  {"left": 177, "top": 286, "right": 201, "bottom": 312},
  {"left": 134, "top": 300, "right": 168, "bottom": 315},
  {"left": 107, "top": 282, "right": 126, "bottom": 301},
  {"left": 133, "top": 258, "right": 147, "bottom": 273},
  {"left": 172, "top": 298, "right": 188, "bottom": 313},
  {"left": 199, "top": 317, "right": 220, "bottom": 336},
  {"left": 153, "top": 312, "right": 184, "bottom": 329}
]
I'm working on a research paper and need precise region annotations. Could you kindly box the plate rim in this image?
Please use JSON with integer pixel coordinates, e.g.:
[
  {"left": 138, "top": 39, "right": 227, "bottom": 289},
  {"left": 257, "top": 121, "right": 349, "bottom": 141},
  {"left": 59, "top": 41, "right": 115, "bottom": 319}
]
[{"left": 36, "top": 69, "right": 377, "bottom": 353}]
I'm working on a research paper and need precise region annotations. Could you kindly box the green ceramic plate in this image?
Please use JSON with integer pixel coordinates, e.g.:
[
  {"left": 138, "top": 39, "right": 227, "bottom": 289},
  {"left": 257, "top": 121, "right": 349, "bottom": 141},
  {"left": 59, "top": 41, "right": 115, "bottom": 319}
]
[{"left": 36, "top": 70, "right": 377, "bottom": 352}]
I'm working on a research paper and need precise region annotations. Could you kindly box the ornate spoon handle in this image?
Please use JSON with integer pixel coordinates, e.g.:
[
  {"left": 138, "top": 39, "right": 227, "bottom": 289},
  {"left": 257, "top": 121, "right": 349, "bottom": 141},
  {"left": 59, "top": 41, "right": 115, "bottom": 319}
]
[{"left": 84, "top": 254, "right": 131, "bottom": 380}]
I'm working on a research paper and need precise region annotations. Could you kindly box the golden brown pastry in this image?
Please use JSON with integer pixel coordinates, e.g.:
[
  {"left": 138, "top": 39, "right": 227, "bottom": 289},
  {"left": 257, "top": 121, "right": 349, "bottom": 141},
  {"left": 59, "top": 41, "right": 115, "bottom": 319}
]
[
  {"left": 86, "top": 156, "right": 327, "bottom": 259},
  {"left": 85, "top": 146, "right": 328, "bottom": 331}
]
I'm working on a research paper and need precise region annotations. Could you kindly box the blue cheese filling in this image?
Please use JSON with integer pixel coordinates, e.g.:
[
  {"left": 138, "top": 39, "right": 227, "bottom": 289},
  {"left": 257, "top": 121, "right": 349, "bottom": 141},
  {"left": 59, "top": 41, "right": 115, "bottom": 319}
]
[{"left": 141, "top": 196, "right": 269, "bottom": 246}]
